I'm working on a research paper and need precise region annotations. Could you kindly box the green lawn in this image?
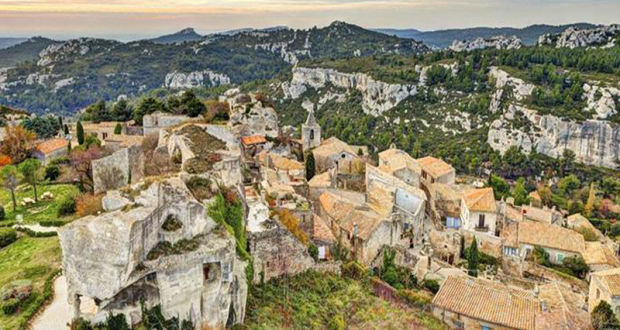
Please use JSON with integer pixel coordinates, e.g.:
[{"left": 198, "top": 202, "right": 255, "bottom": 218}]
[
  {"left": 0, "top": 183, "right": 80, "bottom": 225},
  {"left": 238, "top": 271, "right": 447, "bottom": 330},
  {"left": 0, "top": 236, "right": 62, "bottom": 330}
]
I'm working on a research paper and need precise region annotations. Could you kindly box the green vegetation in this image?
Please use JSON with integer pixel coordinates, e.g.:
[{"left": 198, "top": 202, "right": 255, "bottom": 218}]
[
  {"left": 0, "top": 228, "right": 17, "bottom": 248},
  {"left": 0, "top": 236, "right": 61, "bottom": 330},
  {"left": 0, "top": 184, "right": 79, "bottom": 225},
  {"left": 20, "top": 117, "right": 61, "bottom": 139},
  {"left": 239, "top": 271, "right": 447, "bottom": 330},
  {"left": 592, "top": 300, "right": 620, "bottom": 330}
]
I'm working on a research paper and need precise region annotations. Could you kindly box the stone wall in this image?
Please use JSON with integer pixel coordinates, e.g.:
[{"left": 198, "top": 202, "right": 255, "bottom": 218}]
[{"left": 92, "top": 146, "right": 144, "bottom": 194}]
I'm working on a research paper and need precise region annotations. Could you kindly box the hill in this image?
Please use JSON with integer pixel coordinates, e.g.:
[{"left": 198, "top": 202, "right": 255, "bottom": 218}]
[
  {"left": 0, "top": 37, "right": 59, "bottom": 68},
  {"left": 149, "top": 28, "right": 203, "bottom": 44},
  {"left": 0, "top": 21, "right": 428, "bottom": 115},
  {"left": 375, "top": 23, "right": 598, "bottom": 48},
  {"left": 0, "top": 38, "right": 28, "bottom": 50}
]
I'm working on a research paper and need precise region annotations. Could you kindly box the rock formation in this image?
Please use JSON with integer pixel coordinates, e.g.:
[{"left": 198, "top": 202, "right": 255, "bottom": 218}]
[
  {"left": 538, "top": 25, "right": 620, "bottom": 49},
  {"left": 164, "top": 70, "right": 231, "bottom": 89},
  {"left": 226, "top": 92, "right": 279, "bottom": 137},
  {"left": 450, "top": 36, "right": 522, "bottom": 52}
]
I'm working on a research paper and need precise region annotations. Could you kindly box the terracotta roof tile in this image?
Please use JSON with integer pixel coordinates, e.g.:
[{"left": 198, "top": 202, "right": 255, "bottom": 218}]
[
  {"left": 517, "top": 221, "right": 585, "bottom": 254},
  {"left": 417, "top": 156, "right": 454, "bottom": 178},
  {"left": 433, "top": 276, "right": 539, "bottom": 330},
  {"left": 592, "top": 268, "right": 620, "bottom": 296},
  {"left": 463, "top": 188, "right": 497, "bottom": 213},
  {"left": 241, "top": 135, "right": 267, "bottom": 145},
  {"left": 313, "top": 215, "right": 336, "bottom": 243},
  {"left": 36, "top": 138, "right": 69, "bottom": 155}
]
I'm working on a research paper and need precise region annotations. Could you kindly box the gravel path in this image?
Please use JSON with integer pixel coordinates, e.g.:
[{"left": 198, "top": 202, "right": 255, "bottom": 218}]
[{"left": 32, "top": 275, "right": 71, "bottom": 330}]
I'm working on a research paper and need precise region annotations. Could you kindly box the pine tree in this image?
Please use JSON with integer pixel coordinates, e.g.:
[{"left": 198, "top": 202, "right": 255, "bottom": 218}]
[
  {"left": 305, "top": 151, "right": 316, "bottom": 181},
  {"left": 63, "top": 124, "right": 69, "bottom": 135},
  {"left": 467, "top": 237, "right": 479, "bottom": 277},
  {"left": 592, "top": 300, "right": 619, "bottom": 330},
  {"left": 513, "top": 177, "right": 530, "bottom": 206},
  {"left": 77, "top": 121, "right": 84, "bottom": 145},
  {"left": 585, "top": 183, "right": 596, "bottom": 218},
  {"left": 114, "top": 123, "right": 122, "bottom": 135}
]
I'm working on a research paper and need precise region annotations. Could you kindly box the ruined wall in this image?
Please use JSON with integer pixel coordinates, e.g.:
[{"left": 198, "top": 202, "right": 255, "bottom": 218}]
[{"left": 92, "top": 146, "right": 144, "bottom": 194}]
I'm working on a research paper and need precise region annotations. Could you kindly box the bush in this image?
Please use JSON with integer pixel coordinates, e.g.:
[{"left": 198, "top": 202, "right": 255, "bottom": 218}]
[
  {"left": 76, "top": 194, "right": 103, "bottom": 217},
  {"left": 0, "top": 206, "right": 4, "bottom": 220},
  {"left": 57, "top": 196, "right": 77, "bottom": 217},
  {"left": 0, "top": 280, "right": 33, "bottom": 301},
  {"left": 0, "top": 228, "right": 17, "bottom": 248},
  {"left": 308, "top": 244, "right": 319, "bottom": 261},
  {"left": 40, "top": 220, "right": 65, "bottom": 227},
  {"left": 342, "top": 261, "right": 366, "bottom": 280},
  {"left": 1, "top": 297, "right": 21, "bottom": 315},
  {"left": 422, "top": 279, "right": 440, "bottom": 294},
  {"left": 397, "top": 289, "right": 433, "bottom": 308},
  {"left": 161, "top": 215, "right": 183, "bottom": 232},
  {"left": 44, "top": 164, "right": 61, "bottom": 181},
  {"left": 328, "top": 314, "right": 345, "bottom": 330}
]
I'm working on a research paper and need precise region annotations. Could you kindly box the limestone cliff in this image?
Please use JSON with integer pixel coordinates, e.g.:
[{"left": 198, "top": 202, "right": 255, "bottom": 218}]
[
  {"left": 450, "top": 35, "right": 522, "bottom": 52},
  {"left": 538, "top": 25, "right": 620, "bottom": 49},
  {"left": 164, "top": 70, "right": 231, "bottom": 89}
]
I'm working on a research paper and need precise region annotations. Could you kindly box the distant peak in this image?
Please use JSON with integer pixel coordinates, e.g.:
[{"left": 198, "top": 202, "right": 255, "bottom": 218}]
[{"left": 179, "top": 28, "right": 196, "bottom": 35}]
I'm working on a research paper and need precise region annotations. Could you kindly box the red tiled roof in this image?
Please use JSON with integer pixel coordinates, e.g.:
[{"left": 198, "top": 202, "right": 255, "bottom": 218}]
[
  {"left": 36, "top": 138, "right": 69, "bottom": 155},
  {"left": 241, "top": 135, "right": 267, "bottom": 145}
]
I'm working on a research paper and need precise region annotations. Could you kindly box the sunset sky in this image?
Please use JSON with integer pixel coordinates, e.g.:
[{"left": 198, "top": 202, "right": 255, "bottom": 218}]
[{"left": 1, "top": 0, "right": 619, "bottom": 40}]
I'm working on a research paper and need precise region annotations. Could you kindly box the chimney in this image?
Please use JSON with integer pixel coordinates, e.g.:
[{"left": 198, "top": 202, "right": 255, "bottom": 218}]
[{"left": 353, "top": 223, "right": 359, "bottom": 238}]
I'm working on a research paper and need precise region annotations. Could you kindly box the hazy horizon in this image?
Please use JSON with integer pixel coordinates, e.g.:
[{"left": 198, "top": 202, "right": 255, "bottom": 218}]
[{"left": 1, "top": 0, "right": 619, "bottom": 41}]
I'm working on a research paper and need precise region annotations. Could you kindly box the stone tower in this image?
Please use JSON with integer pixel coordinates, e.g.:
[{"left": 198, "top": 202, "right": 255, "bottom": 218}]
[{"left": 302, "top": 105, "right": 321, "bottom": 152}]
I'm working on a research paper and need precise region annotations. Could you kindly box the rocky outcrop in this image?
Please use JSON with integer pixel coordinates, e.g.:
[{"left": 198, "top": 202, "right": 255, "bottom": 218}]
[
  {"left": 538, "top": 25, "right": 620, "bottom": 49},
  {"left": 37, "top": 38, "right": 119, "bottom": 67},
  {"left": 59, "top": 176, "right": 248, "bottom": 329},
  {"left": 450, "top": 35, "right": 522, "bottom": 52},
  {"left": 583, "top": 83, "right": 619, "bottom": 119},
  {"left": 488, "top": 104, "right": 620, "bottom": 169},
  {"left": 164, "top": 70, "right": 231, "bottom": 89},
  {"left": 226, "top": 92, "right": 279, "bottom": 137},
  {"left": 282, "top": 67, "right": 418, "bottom": 116}
]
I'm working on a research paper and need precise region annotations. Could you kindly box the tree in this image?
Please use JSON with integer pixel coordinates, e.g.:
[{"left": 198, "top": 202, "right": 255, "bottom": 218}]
[
  {"left": 585, "top": 183, "right": 596, "bottom": 218},
  {"left": 0, "top": 124, "right": 35, "bottom": 163},
  {"left": 71, "top": 147, "right": 101, "bottom": 193},
  {"left": 114, "top": 123, "right": 122, "bottom": 135},
  {"left": 21, "top": 117, "right": 61, "bottom": 138},
  {"left": 592, "top": 301, "right": 620, "bottom": 330},
  {"left": 134, "top": 97, "right": 165, "bottom": 125},
  {"left": 513, "top": 177, "right": 530, "bottom": 206},
  {"left": 488, "top": 174, "right": 510, "bottom": 200},
  {"left": 58, "top": 116, "right": 63, "bottom": 129},
  {"left": 558, "top": 174, "right": 580, "bottom": 195},
  {"left": 181, "top": 91, "right": 206, "bottom": 117},
  {"left": 76, "top": 120, "right": 85, "bottom": 145},
  {"left": 559, "top": 149, "right": 576, "bottom": 176},
  {"left": 0, "top": 155, "right": 12, "bottom": 167},
  {"left": 87, "top": 100, "right": 111, "bottom": 123},
  {"left": 467, "top": 238, "right": 479, "bottom": 277},
  {"left": 63, "top": 124, "right": 69, "bottom": 135},
  {"left": 305, "top": 152, "right": 316, "bottom": 181},
  {"left": 111, "top": 99, "right": 133, "bottom": 122},
  {"left": 18, "top": 158, "right": 43, "bottom": 203},
  {"left": 563, "top": 256, "right": 589, "bottom": 279},
  {"left": 0, "top": 165, "right": 19, "bottom": 212}
]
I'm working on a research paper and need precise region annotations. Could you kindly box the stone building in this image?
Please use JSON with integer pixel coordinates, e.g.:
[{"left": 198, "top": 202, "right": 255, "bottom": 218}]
[
  {"left": 32, "top": 138, "right": 69, "bottom": 165},
  {"left": 417, "top": 156, "right": 455, "bottom": 212},
  {"left": 143, "top": 112, "right": 190, "bottom": 136},
  {"left": 516, "top": 220, "right": 585, "bottom": 265},
  {"left": 432, "top": 276, "right": 539, "bottom": 330},
  {"left": 589, "top": 268, "right": 620, "bottom": 317},
  {"left": 302, "top": 107, "right": 321, "bottom": 151},
  {"left": 377, "top": 148, "right": 421, "bottom": 187},
  {"left": 59, "top": 177, "right": 248, "bottom": 329},
  {"left": 460, "top": 188, "right": 498, "bottom": 236},
  {"left": 312, "top": 137, "right": 366, "bottom": 174}
]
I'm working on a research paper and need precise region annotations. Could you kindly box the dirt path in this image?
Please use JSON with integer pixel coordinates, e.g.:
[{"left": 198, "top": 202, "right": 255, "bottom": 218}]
[{"left": 32, "top": 275, "right": 71, "bottom": 330}]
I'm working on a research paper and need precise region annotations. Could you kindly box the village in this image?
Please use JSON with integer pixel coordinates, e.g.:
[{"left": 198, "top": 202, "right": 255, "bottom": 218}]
[{"left": 2, "top": 90, "right": 620, "bottom": 330}]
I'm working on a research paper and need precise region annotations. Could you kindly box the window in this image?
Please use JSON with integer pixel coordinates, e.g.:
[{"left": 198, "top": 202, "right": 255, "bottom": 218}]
[
  {"left": 481, "top": 326, "right": 492, "bottom": 330},
  {"left": 203, "top": 264, "right": 210, "bottom": 281},
  {"left": 557, "top": 253, "right": 565, "bottom": 264},
  {"left": 504, "top": 247, "right": 518, "bottom": 257},
  {"left": 478, "top": 214, "right": 486, "bottom": 227},
  {"left": 454, "top": 321, "right": 464, "bottom": 330},
  {"left": 597, "top": 289, "right": 601, "bottom": 299},
  {"left": 309, "top": 129, "right": 314, "bottom": 140}
]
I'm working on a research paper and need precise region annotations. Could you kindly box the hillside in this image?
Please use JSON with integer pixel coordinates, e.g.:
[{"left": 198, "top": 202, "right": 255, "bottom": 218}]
[
  {"left": 0, "top": 37, "right": 58, "bottom": 68},
  {"left": 0, "top": 38, "right": 28, "bottom": 50},
  {"left": 149, "top": 28, "right": 203, "bottom": 44},
  {"left": 376, "top": 23, "right": 598, "bottom": 48},
  {"left": 0, "top": 21, "right": 428, "bottom": 116}
]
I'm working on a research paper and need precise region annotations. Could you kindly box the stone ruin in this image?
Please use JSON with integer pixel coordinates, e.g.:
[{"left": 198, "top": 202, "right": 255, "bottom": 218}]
[
  {"left": 92, "top": 145, "right": 145, "bottom": 194},
  {"left": 59, "top": 176, "right": 248, "bottom": 329}
]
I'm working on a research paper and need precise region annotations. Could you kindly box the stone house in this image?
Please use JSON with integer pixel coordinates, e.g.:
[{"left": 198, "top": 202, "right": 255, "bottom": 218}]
[
  {"left": 59, "top": 177, "right": 248, "bottom": 329},
  {"left": 32, "top": 138, "right": 69, "bottom": 165},
  {"left": 312, "top": 137, "right": 366, "bottom": 174},
  {"left": 240, "top": 135, "right": 268, "bottom": 157},
  {"left": 259, "top": 151, "right": 305, "bottom": 182},
  {"left": 417, "top": 156, "right": 455, "bottom": 212},
  {"left": 377, "top": 148, "right": 421, "bottom": 187},
  {"left": 589, "top": 268, "right": 620, "bottom": 317},
  {"left": 460, "top": 188, "right": 498, "bottom": 236},
  {"left": 432, "top": 276, "right": 539, "bottom": 330},
  {"left": 516, "top": 220, "right": 585, "bottom": 265},
  {"left": 312, "top": 215, "right": 336, "bottom": 260},
  {"left": 521, "top": 204, "right": 563, "bottom": 225}
]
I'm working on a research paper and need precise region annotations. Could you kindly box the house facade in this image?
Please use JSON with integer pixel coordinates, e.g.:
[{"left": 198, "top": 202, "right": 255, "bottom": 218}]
[
  {"left": 32, "top": 138, "right": 69, "bottom": 165},
  {"left": 517, "top": 220, "right": 585, "bottom": 265},
  {"left": 589, "top": 268, "right": 620, "bottom": 317},
  {"left": 460, "top": 188, "right": 498, "bottom": 236}
]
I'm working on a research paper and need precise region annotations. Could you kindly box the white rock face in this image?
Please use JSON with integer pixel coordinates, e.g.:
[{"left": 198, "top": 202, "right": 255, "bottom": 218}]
[
  {"left": 53, "top": 78, "right": 74, "bottom": 92},
  {"left": 226, "top": 92, "right": 279, "bottom": 137},
  {"left": 37, "top": 38, "right": 108, "bottom": 67},
  {"left": 488, "top": 67, "right": 536, "bottom": 113},
  {"left": 583, "top": 83, "right": 619, "bottom": 119},
  {"left": 283, "top": 67, "right": 418, "bottom": 116},
  {"left": 164, "top": 70, "right": 231, "bottom": 89},
  {"left": 252, "top": 42, "right": 309, "bottom": 65},
  {"left": 450, "top": 36, "right": 522, "bottom": 52},
  {"left": 538, "top": 25, "right": 620, "bottom": 49}
]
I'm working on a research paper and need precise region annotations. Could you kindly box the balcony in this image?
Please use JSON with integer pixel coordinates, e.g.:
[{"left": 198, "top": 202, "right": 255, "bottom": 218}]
[{"left": 474, "top": 225, "right": 489, "bottom": 232}]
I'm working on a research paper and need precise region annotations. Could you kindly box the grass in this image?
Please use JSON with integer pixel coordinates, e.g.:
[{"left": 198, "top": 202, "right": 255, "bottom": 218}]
[
  {"left": 0, "top": 236, "right": 62, "bottom": 330},
  {"left": 238, "top": 271, "right": 447, "bottom": 330},
  {"left": 0, "top": 183, "right": 80, "bottom": 225}
]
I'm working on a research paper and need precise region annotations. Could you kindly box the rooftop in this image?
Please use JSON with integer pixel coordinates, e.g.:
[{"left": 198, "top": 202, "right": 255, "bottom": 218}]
[
  {"left": 313, "top": 215, "right": 336, "bottom": 243},
  {"left": 432, "top": 276, "right": 539, "bottom": 330},
  {"left": 36, "top": 138, "right": 69, "bottom": 155},
  {"left": 417, "top": 156, "right": 454, "bottom": 178},
  {"left": 462, "top": 188, "right": 497, "bottom": 213},
  {"left": 313, "top": 137, "right": 362, "bottom": 159},
  {"left": 377, "top": 148, "right": 420, "bottom": 175},
  {"left": 517, "top": 220, "right": 585, "bottom": 254},
  {"left": 241, "top": 135, "right": 267, "bottom": 146},
  {"left": 592, "top": 268, "right": 620, "bottom": 296}
]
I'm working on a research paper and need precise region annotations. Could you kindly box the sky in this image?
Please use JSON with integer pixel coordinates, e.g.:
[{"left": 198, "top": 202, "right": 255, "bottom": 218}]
[{"left": 1, "top": 0, "right": 619, "bottom": 41}]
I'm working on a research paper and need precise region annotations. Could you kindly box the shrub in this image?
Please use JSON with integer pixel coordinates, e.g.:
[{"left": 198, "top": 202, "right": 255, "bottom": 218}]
[
  {"left": 1, "top": 297, "right": 20, "bottom": 315},
  {"left": 57, "top": 195, "right": 77, "bottom": 217},
  {"left": 342, "top": 261, "right": 366, "bottom": 280},
  {"left": 0, "top": 280, "right": 33, "bottom": 301},
  {"left": 533, "top": 246, "right": 551, "bottom": 267},
  {"left": 76, "top": 194, "right": 103, "bottom": 217},
  {"left": 308, "top": 244, "right": 319, "bottom": 261},
  {"left": 0, "top": 228, "right": 17, "bottom": 248},
  {"left": 186, "top": 176, "right": 214, "bottom": 200},
  {"left": 40, "top": 220, "right": 65, "bottom": 227},
  {"left": 422, "top": 279, "right": 440, "bottom": 294},
  {"left": 0, "top": 206, "right": 5, "bottom": 220},
  {"left": 397, "top": 289, "right": 433, "bottom": 308},
  {"left": 328, "top": 314, "right": 345, "bottom": 330},
  {"left": 44, "top": 164, "right": 61, "bottom": 181},
  {"left": 161, "top": 215, "right": 183, "bottom": 232}
]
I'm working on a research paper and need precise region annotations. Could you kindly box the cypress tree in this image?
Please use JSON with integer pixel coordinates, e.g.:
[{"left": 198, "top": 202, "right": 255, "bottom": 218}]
[
  {"left": 467, "top": 237, "right": 479, "bottom": 277},
  {"left": 77, "top": 121, "right": 85, "bottom": 145},
  {"left": 305, "top": 151, "right": 316, "bottom": 181},
  {"left": 114, "top": 123, "right": 122, "bottom": 134}
]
